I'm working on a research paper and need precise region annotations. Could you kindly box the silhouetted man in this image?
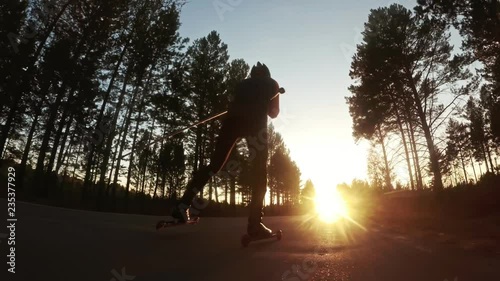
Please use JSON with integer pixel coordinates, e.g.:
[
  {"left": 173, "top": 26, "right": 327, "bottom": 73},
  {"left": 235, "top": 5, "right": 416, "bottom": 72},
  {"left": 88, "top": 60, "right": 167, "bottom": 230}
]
[{"left": 170, "top": 62, "right": 281, "bottom": 238}]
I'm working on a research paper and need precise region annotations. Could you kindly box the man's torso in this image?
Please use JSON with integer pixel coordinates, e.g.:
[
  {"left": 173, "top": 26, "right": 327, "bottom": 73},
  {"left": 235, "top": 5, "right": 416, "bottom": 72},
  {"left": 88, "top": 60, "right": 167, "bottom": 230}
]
[{"left": 227, "top": 77, "right": 278, "bottom": 121}]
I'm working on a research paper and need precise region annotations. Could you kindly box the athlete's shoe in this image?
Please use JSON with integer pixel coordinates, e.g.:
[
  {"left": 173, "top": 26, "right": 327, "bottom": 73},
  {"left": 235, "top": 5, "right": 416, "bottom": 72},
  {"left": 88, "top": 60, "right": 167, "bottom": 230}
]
[
  {"left": 247, "top": 222, "right": 274, "bottom": 239},
  {"left": 170, "top": 205, "right": 191, "bottom": 223}
]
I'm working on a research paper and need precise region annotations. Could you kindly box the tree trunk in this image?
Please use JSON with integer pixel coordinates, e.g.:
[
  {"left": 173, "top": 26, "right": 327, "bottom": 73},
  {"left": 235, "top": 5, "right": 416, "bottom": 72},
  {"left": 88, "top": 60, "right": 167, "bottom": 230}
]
[
  {"left": 415, "top": 103, "right": 443, "bottom": 190},
  {"left": 140, "top": 119, "right": 154, "bottom": 196},
  {"left": 214, "top": 179, "right": 219, "bottom": 203},
  {"left": 481, "top": 144, "right": 490, "bottom": 173},
  {"left": 153, "top": 173, "right": 160, "bottom": 199},
  {"left": 406, "top": 70, "right": 444, "bottom": 190},
  {"left": 55, "top": 115, "right": 74, "bottom": 173},
  {"left": 276, "top": 189, "right": 281, "bottom": 206},
  {"left": 111, "top": 83, "right": 140, "bottom": 205},
  {"left": 58, "top": 141, "right": 72, "bottom": 177},
  {"left": 49, "top": 85, "right": 77, "bottom": 173},
  {"left": 18, "top": 105, "right": 42, "bottom": 192},
  {"left": 193, "top": 126, "right": 202, "bottom": 174},
  {"left": 224, "top": 180, "right": 228, "bottom": 203},
  {"left": 230, "top": 175, "right": 236, "bottom": 207},
  {"left": 125, "top": 98, "right": 144, "bottom": 198},
  {"left": 35, "top": 84, "right": 66, "bottom": 173},
  {"left": 71, "top": 143, "right": 82, "bottom": 182},
  {"left": 47, "top": 106, "right": 70, "bottom": 172},
  {"left": 208, "top": 178, "right": 213, "bottom": 201},
  {"left": 407, "top": 120, "right": 424, "bottom": 189},
  {"left": 451, "top": 165, "right": 457, "bottom": 186},
  {"left": 270, "top": 187, "right": 274, "bottom": 206},
  {"left": 377, "top": 127, "right": 392, "bottom": 190},
  {"left": 125, "top": 60, "right": 156, "bottom": 201},
  {"left": 469, "top": 153, "right": 478, "bottom": 182},
  {"left": 459, "top": 150, "right": 468, "bottom": 183},
  {"left": 107, "top": 128, "right": 124, "bottom": 196},
  {"left": 396, "top": 112, "right": 415, "bottom": 190},
  {"left": 33, "top": 82, "right": 69, "bottom": 197},
  {"left": 485, "top": 144, "right": 495, "bottom": 174}
]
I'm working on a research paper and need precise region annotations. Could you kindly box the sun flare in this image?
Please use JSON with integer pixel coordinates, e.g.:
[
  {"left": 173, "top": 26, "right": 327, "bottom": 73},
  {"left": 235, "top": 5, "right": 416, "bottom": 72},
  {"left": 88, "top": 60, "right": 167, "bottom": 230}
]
[{"left": 314, "top": 188, "right": 349, "bottom": 223}]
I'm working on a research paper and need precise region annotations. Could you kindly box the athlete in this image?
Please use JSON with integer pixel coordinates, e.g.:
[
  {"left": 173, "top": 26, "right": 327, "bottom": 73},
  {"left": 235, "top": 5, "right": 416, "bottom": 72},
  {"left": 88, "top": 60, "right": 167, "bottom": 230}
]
[{"left": 170, "top": 62, "right": 281, "bottom": 238}]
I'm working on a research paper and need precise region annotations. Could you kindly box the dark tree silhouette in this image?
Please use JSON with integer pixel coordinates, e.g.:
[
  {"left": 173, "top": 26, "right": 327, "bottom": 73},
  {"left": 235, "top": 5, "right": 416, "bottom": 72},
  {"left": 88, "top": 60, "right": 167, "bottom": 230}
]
[
  {"left": 348, "top": 4, "right": 473, "bottom": 190},
  {"left": 417, "top": 0, "right": 500, "bottom": 141}
]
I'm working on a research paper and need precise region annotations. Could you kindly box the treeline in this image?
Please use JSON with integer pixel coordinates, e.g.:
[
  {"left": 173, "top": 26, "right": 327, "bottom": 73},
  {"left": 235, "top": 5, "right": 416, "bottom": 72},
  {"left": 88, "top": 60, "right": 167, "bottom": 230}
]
[
  {"left": 347, "top": 1, "right": 499, "bottom": 191},
  {"left": 0, "top": 0, "right": 301, "bottom": 213}
]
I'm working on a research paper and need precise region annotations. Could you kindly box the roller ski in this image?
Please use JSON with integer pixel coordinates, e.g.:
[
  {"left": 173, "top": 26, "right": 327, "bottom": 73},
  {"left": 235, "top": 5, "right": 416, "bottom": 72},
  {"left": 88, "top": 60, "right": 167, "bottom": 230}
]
[
  {"left": 241, "top": 222, "right": 282, "bottom": 247},
  {"left": 156, "top": 207, "right": 199, "bottom": 230}
]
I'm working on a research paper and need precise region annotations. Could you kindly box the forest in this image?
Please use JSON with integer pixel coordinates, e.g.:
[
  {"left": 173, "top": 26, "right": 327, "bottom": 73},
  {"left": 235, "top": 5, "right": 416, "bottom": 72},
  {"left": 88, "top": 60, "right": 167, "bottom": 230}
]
[{"left": 1, "top": 0, "right": 301, "bottom": 215}]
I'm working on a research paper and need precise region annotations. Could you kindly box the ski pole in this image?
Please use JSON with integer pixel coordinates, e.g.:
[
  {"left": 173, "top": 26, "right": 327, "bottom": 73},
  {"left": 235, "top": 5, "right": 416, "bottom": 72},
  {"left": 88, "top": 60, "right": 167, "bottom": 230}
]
[
  {"left": 120, "top": 111, "right": 227, "bottom": 159},
  {"left": 121, "top": 87, "right": 286, "bottom": 158}
]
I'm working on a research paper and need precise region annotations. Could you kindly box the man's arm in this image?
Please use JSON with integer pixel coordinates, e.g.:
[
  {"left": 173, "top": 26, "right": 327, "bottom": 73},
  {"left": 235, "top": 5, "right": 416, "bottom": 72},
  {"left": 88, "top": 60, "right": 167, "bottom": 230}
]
[
  {"left": 268, "top": 94, "right": 280, "bottom": 118},
  {"left": 268, "top": 81, "right": 280, "bottom": 118}
]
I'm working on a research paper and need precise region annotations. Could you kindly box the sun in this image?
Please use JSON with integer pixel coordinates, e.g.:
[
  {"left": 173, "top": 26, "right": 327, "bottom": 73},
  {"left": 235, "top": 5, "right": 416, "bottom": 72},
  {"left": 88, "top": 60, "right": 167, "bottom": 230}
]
[{"left": 314, "top": 188, "right": 349, "bottom": 223}]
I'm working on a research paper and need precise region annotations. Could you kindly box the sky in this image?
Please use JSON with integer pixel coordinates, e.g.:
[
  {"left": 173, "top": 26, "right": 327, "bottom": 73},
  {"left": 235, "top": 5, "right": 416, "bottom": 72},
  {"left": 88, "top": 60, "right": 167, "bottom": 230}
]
[{"left": 177, "top": 0, "right": 420, "bottom": 190}]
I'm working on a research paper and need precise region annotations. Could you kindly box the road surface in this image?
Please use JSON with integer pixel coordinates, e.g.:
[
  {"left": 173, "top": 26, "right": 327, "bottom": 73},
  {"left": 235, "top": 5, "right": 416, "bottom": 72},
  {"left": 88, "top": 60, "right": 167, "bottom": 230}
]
[{"left": 1, "top": 199, "right": 499, "bottom": 281}]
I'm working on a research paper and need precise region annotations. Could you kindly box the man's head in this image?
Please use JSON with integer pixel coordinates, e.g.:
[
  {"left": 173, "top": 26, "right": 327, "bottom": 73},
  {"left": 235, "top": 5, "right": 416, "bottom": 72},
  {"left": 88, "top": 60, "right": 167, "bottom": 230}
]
[{"left": 250, "top": 62, "right": 271, "bottom": 78}]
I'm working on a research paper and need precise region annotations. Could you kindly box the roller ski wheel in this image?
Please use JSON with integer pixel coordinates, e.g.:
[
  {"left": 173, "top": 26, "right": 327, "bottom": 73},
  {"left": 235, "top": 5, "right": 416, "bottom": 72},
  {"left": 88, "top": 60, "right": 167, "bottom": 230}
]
[
  {"left": 241, "top": 229, "right": 282, "bottom": 247},
  {"left": 155, "top": 217, "right": 200, "bottom": 230}
]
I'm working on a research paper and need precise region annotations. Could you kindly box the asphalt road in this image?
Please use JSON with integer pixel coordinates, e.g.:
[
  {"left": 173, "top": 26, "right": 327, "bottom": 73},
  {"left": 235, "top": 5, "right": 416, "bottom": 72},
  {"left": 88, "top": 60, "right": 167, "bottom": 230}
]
[{"left": 1, "top": 199, "right": 499, "bottom": 281}]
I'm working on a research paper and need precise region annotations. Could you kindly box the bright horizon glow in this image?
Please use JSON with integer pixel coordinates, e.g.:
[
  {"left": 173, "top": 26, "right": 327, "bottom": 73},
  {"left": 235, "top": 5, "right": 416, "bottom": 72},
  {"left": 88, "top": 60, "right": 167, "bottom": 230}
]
[{"left": 314, "top": 187, "right": 349, "bottom": 223}]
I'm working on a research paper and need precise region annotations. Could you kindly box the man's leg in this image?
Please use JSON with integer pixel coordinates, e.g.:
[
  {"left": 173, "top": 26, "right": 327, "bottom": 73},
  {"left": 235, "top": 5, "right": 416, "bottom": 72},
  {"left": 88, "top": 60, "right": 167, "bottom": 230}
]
[
  {"left": 246, "top": 126, "right": 272, "bottom": 236},
  {"left": 176, "top": 119, "right": 240, "bottom": 217}
]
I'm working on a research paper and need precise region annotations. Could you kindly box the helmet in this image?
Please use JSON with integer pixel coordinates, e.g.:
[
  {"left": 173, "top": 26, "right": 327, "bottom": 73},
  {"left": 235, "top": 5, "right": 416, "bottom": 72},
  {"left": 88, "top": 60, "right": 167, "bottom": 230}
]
[{"left": 250, "top": 62, "right": 271, "bottom": 78}]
